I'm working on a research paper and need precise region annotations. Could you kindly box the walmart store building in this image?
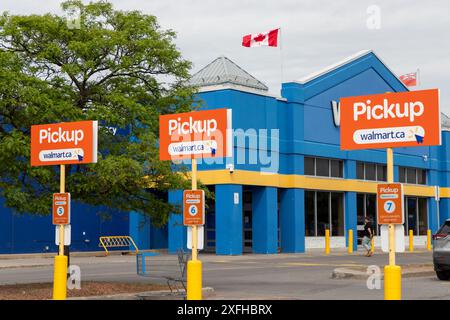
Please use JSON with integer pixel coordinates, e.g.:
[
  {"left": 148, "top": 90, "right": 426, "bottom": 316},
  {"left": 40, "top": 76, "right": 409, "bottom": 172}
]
[{"left": 1, "top": 50, "right": 450, "bottom": 254}]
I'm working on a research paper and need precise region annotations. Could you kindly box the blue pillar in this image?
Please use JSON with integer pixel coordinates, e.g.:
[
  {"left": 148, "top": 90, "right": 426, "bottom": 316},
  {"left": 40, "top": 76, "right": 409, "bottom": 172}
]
[
  {"left": 345, "top": 192, "right": 358, "bottom": 250},
  {"left": 345, "top": 160, "right": 358, "bottom": 250},
  {"left": 216, "top": 184, "right": 243, "bottom": 255},
  {"left": 252, "top": 186, "right": 278, "bottom": 254},
  {"left": 129, "top": 212, "right": 150, "bottom": 250},
  {"left": 345, "top": 160, "right": 356, "bottom": 180},
  {"left": 394, "top": 165, "right": 400, "bottom": 182},
  {"left": 280, "top": 188, "right": 305, "bottom": 253},
  {"left": 150, "top": 225, "right": 168, "bottom": 249},
  {"left": 428, "top": 170, "right": 440, "bottom": 233},
  {"left": 168, "top": 190, "right": 187, "bottom": 253},
  {"left": 428, "top": 198, "right": 439, "bottom": 233}
]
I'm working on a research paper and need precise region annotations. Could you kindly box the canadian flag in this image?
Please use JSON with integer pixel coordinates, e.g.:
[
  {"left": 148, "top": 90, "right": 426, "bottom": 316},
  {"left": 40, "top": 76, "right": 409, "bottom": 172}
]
[
  {"left": 242, "top": 28, "right": 279, "bottom": 47},
  {"left": 399, "top": 72, "right": 418, "bottom": 87}
]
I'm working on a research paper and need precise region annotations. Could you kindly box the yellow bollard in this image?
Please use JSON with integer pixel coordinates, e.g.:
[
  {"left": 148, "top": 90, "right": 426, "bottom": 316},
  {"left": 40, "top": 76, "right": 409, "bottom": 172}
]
[
  {"left": 371, "top": 236, "right": 375, "bottom": 254},
  {"left": 53, "top": 255, "right": 68, "bottom": 300},
  {"left": 325, "top": 229, "right": 330, "bottom": 255},
  {"left": 409, "top": 229, "right": 414, "bottom": 252},
  {"left": 384, "top": 265, "right": 401, "bottom": 300},
  {"left": 348, "top": 229, "right": 353, "bottom": 254},
  {"left": 187, "top": 260, "right": 202, "bottom": 300},
  {"left": 427, "top": 229, "right": 432, "bottom": 251}
]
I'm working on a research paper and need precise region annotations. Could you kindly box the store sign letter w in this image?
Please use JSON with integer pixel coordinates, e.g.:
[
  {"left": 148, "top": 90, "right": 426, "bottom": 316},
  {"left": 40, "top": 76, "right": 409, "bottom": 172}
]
[{"left": 331, "top": 100, "right": 341, "bottom": 127}]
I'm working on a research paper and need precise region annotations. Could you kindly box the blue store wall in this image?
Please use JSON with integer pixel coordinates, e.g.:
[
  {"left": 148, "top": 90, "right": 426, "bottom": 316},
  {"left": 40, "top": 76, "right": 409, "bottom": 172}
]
[
  {"left": 0, "top": 198, "right": 129, "bottom": 254},
  {"left": 4, "top": 51, "right": 447, "bottom": 255},
  {"left": 163, "top": 50, "right": 450, "bottom": 255}
]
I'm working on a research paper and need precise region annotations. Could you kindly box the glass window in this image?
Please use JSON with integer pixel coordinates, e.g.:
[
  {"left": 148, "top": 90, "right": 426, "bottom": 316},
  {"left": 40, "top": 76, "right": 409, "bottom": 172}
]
[
  {"left": 418, "top": 198, "right": 428, "bottom": 235},
  {"left": 356, "top": 162, "right": 364, "bottom": 179},
  {"left": 417, "top": 169, "right": 427, "bottom": 185},
  {"left": 305, "top": 191, "right": 315, "bottom": 236},
  {"left": 357, "top": 193, "right": 379, "bottom": 241},
  {"left": 305, "top": 191, "right": 345, "bottom": 238},
  {"left": 243, "top": 190, "right": 252, "bottom": 249},
  {"left": 304, "top": 157, "right": 315, "bottom": 175},
  {"left": 406, "top": 197, "right": 417, "bottom": 235},
  {"left": 365, "top": 163, "right": 376, "bottom": 181},
  {"left": 376, "top": 165, "right": 387, "bottom": 181},
  {"left": 330, "top": 160, "right": 343, "bottom": 178},
  {"left": 316, "top": 158, "right": 329, "bottom": 177},
  {"left": 357, "top": 194, "right": 365, "bottom": 225},
  {"left": 366, "top": 194, "right": 377, "bottom": 234},
  {"left": 399, "top": 167, "right": 406, "bottom": 183},
  {"left": 316, "top": 192, "right": 330, "bottom": 236},
  {"left": 407, "top": 168, "right": 417, "bottom": 184},
  {"left": 331, "top": 193, "right": 344, "bottom": 236}
]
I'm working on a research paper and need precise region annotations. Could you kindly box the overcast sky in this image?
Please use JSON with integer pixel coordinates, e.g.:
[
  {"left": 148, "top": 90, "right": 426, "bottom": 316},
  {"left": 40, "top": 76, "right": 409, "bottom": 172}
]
[{"left": 2, "top": 0, "right": 450, "bottom": 113}]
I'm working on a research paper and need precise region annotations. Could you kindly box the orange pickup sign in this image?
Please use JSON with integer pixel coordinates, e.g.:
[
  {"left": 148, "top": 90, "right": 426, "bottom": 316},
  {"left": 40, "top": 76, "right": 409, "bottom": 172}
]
[
  {"left": 377, "top": 183, "right": 404, "bottom": 225},
  {"left": 31, "top": 120, "right": 98, "bottom": 166},
  {"left": 159, "top": 109, "right": 232, "bottom": 161},
  {"left": 340, "top": 89, "right": 440, "bottom": 150}
]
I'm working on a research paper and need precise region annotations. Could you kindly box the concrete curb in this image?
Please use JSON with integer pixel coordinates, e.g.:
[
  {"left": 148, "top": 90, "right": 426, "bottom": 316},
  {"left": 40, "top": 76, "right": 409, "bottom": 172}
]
[
  {"left": 0, "top": 264, "right": 52, "bottom": 270},
  {"left": 332, "top": 266, "right": 436, "bottom": 280},
  {"left": 0, "top": 249, "right": 165, "bottom": 260},
  {"left": 68, "top": 287, "right": 214, "bottom": 300}
]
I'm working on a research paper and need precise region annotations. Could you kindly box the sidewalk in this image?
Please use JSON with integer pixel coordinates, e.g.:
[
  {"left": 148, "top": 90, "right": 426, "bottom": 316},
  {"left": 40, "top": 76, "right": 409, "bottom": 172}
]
[
  {"left": 0, "top": 246, "right": 432, "bottom": 269},
  {"left": 0, "top": 252, "right": 139, "bottom": 269}
]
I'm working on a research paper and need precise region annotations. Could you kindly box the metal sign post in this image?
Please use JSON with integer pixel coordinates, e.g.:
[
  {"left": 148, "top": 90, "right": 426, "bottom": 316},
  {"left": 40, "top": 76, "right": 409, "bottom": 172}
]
[
  {"left": 159, "top": 108, "right": 232, "bottom": 301},
  {"left": 340, "top": 90, "right": 441, "bottom": 300},
  {"left": 187, "top": 158, "right": 202, "bottom": 300},
  {"left": 384, "top": 148, "right": 402, "bottom": 300},
  {"left": 53, "top": 164, "right": 68, "bottom": 300},
  {"left": 31, "top": 120, "right": 98, "bottom": 300}
]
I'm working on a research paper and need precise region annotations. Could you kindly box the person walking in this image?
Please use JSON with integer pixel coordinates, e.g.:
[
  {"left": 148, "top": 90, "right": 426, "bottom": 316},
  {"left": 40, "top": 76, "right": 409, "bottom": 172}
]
[{"left": 362, "top": 217, "right": 374, "bottom": 257}]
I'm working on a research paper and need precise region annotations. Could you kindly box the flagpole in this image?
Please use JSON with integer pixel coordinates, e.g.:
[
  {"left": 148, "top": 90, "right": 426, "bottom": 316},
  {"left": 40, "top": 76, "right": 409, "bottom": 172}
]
[
  {"left": 279, "top": 28, "right": 284, "bottom": 93},
  {"left": 417, "top": 68, "right": 420, "bottom": 86}
]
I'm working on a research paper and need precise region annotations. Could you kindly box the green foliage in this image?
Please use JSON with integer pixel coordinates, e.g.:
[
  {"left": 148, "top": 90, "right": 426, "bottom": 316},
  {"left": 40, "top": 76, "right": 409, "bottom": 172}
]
[{"left": 0, "top": 0, "right": 199, "bottom": 226}]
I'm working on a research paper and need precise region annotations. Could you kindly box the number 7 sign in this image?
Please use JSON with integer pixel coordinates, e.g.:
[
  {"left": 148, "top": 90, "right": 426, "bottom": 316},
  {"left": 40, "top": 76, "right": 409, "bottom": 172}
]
[{"left": 377, "top": 183, "right": 404, "bottom": 224}]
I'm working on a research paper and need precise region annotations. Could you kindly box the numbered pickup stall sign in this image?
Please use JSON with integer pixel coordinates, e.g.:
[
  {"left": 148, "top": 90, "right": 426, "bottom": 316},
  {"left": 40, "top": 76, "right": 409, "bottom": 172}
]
[
  {"left": 377, "top": 183, "right": 404, "bottom": 224},
  {"left": 53, "top": 193, "right": 70, "bottom": 225},
  {"left": 340, "top": 89, "right": 440, "bottom": 150},
  {"left": 31, "top": 120, "right": 98, "bottom": 166},
  {"left": 159, "top": 109, "right": 232, "bottom": 160},
  {"left": 183, "top": 190, "right": 205, "bottom": 226}
]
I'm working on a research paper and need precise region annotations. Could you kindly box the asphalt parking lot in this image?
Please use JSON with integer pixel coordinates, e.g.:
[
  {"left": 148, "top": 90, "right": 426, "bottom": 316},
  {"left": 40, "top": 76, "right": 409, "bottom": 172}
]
[{"left": 0, "top": 249, "right": 448, "bottom": 300}]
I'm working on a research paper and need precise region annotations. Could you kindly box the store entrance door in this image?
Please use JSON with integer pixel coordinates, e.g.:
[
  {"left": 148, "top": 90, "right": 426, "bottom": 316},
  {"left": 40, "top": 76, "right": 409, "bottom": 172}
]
[{"left": 243, "top": 188, "right": 252, "bottom": 253}]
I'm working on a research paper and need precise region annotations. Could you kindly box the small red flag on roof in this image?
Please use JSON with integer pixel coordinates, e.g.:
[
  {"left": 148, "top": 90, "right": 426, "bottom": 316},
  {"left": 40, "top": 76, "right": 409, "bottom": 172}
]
[{"left": 399, "top": 71, "right": 418, "bottom": 87}]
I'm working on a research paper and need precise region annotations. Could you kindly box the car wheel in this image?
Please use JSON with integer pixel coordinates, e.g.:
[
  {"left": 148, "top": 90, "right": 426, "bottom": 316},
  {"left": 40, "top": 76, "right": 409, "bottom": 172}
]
[{"left": 436, "top": 271, "right": 450, "bottom": 281}]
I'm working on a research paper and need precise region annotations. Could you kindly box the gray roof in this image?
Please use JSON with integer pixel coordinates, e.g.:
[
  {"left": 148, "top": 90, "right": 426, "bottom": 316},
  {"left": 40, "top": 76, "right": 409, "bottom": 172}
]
[
  {"left": 189, "top": 56, "right": 268, "bottom": 92},
  {"left": 442, "top": 112, "right": 450, "bottom": 131}
]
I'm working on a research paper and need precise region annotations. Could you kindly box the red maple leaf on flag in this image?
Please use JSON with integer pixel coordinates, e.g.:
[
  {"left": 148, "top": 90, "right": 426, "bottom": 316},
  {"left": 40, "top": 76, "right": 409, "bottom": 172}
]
[{"left": 254, "top": 33, "right": 266, "bottom": 42}]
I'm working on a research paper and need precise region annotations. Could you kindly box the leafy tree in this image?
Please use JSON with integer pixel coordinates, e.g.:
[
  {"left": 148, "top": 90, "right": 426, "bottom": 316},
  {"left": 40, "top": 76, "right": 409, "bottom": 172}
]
[{"left": 0, "top": 0, "right": 198, "bottom": 226}]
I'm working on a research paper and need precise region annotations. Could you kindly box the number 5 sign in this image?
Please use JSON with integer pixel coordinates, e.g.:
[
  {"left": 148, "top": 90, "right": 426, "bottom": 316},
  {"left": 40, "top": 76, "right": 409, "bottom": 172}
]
[
  {"left": 377, "top": 183, "right": 404, "bottom": 224},
  {"left": 53, "top": 193, "right": 71, "bottom": 225}
]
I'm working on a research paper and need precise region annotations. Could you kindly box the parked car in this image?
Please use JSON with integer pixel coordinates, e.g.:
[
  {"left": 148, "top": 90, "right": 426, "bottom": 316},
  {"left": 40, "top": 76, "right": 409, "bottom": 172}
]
[{"left": 433, "top": 219, "right": 450, "bottom": 280}]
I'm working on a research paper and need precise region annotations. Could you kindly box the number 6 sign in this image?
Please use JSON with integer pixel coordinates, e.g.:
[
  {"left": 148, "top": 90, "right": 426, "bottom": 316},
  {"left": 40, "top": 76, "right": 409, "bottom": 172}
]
[{"left": 183, "top": 190, "right": 205, "bottom": 226}]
